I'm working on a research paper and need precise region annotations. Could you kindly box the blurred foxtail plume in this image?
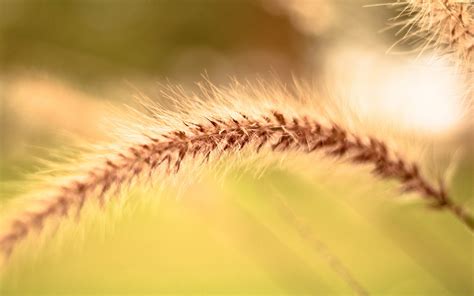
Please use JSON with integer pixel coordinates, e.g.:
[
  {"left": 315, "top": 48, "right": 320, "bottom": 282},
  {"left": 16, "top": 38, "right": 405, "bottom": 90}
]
[{"left": 387, "top": 0, "right": 474, "bottom": 97}]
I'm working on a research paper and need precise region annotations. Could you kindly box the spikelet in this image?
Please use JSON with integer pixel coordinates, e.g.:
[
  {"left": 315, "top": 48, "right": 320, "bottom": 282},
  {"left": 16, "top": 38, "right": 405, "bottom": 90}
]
[{"left": 0, "top": 79, "right": 472, "bottom": 261}]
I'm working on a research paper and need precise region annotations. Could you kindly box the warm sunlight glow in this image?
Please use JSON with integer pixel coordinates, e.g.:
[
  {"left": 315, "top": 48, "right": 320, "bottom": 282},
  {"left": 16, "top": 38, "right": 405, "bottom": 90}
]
[
  {"left": 327, "top": 48, "right": 464, "bottom": 136},
  {"left": 381, "top": 58, "right": 463, "bottom": 133}
]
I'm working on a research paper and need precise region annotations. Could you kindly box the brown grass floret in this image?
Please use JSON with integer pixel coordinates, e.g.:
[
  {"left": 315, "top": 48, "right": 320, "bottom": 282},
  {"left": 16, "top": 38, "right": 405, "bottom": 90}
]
[{"left": 1, "top": 83, "right": 472, "bottom": 258}]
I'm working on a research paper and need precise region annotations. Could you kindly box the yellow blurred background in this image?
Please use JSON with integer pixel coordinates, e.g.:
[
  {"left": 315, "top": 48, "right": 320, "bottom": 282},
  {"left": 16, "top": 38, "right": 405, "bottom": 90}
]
[{"left": 0, "top": 0, "right": 473, "bottom": 294}]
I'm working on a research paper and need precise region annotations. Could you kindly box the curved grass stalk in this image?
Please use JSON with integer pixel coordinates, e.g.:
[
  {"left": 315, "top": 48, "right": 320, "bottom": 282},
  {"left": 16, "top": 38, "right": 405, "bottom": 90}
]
[{"left": 1, "top": 81, "right": 472, "bottom": 260}]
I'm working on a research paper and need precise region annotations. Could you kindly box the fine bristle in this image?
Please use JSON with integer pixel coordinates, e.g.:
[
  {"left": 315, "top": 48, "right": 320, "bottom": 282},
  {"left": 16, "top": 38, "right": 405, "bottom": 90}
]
[
  {"left": 390, "top": 0, "right": 473, "bottom": 74},
  {"left": 0, "top": 80, "right": 472, "bottom": 260}
]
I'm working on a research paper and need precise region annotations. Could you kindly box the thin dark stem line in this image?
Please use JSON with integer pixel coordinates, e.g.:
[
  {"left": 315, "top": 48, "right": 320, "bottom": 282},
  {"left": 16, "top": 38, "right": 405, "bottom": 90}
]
[{"left": 272, "top": 192, "right": 369, "bottom": 296}]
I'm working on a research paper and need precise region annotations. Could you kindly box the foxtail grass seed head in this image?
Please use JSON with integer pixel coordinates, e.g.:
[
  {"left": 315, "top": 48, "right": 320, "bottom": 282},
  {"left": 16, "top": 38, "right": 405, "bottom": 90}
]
[{"left": 0, "top": 80, "right": 472, "bottom": 261}]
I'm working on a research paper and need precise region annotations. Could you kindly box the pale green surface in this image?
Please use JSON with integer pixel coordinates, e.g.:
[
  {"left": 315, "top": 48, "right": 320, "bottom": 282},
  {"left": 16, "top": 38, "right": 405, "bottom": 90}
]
[{"left": 1, "top": 166, "right": 472, "bottom": 295}]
